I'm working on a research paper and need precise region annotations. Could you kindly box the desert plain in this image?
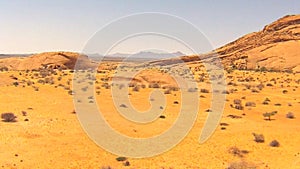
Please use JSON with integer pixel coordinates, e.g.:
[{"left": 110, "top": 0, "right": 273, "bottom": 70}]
[{"left": 0, "top": 15, "right": 300, "bottom": 169}]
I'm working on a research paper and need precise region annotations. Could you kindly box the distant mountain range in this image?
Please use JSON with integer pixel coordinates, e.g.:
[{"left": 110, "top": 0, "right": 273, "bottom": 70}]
[{"left": 88, "top": 51, "right": 185, "bottom": 59}]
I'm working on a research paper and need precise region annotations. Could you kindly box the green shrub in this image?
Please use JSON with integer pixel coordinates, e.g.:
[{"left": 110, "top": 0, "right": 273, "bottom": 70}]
[
  {"left": 263, "top": 111, "right": 277, "bottom": 121},
  {"left": 116, "top": 157, "right": 127, "bottom": 162}
]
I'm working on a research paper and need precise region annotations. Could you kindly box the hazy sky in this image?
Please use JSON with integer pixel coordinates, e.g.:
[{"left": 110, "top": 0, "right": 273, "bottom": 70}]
[{"left": 0, "top": 0, "right": 299, "bottom": 54}]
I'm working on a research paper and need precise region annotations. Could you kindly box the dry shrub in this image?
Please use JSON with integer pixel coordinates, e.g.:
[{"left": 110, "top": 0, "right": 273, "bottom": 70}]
[
  {"left": 164, "top": 89, "right": 171, "bottom": 94},
  {"left": 263, "top": 111, "right": 277, "bottom": 121},
  {"left": 234, "top": 99, "right": 242, "bottom": 105},
  {"left": 227, "top": 161, "right": 257, "bottom": 169},
  {"left": 148, "top": 83, "right": 160, "bottom": 88},
  {"left": 228, "top": 147, "right": 249, "bottom": 157},
  {"left": 269, "top": 140, "right": 280, "bottom": 147},
  {"left": 286, "top": 112, "right": 295, "bottom": 119},
  {"left": 188, "top": 88, "right": 198, "bottom": 92},
  {"left": 1, "top": 113, "right": 17, "bottom": 122},
  {"left": 132, "top": 85, "right": 140, "bottom": 92},
  {"left": 245, "top": 102, "right": 256, "bottom": 107},
  {"left": 252, "top": 133, "right": 264, "bottom": 143},
  {"left": 200, "top": 88, "right": 209, "bottom": 93}
]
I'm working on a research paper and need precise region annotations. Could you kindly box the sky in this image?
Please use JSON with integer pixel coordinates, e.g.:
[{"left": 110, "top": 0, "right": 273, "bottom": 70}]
[{"left": 0, "top": 0, "right": 299, "bottom": 54}]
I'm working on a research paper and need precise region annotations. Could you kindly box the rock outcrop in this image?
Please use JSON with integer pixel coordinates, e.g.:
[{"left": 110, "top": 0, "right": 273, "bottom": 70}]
[
  {"left": 0, "top": 52, "right": 92, "bottom": 70},
  {"left": 214, "top": 14, "right": 300, "bottom": 72}
]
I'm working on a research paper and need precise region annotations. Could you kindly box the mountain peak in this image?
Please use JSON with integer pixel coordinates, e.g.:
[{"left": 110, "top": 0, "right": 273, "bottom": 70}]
[{"left": 108, "top": 51, "right": 185, "bottom": 59}]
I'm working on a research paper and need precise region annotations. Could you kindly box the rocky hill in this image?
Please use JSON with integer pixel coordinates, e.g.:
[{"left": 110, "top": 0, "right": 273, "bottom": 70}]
[
  {"left": 0, "top": 52, "right": 92, "bottom": 70},
  {"left": 215, "top": 14, "right": 300, "bottom": 72}
]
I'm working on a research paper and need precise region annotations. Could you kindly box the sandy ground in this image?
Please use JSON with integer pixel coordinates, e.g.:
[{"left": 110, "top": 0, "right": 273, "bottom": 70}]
[{"left": 0, "top": 67, "right": 300, "bottom": 169}]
